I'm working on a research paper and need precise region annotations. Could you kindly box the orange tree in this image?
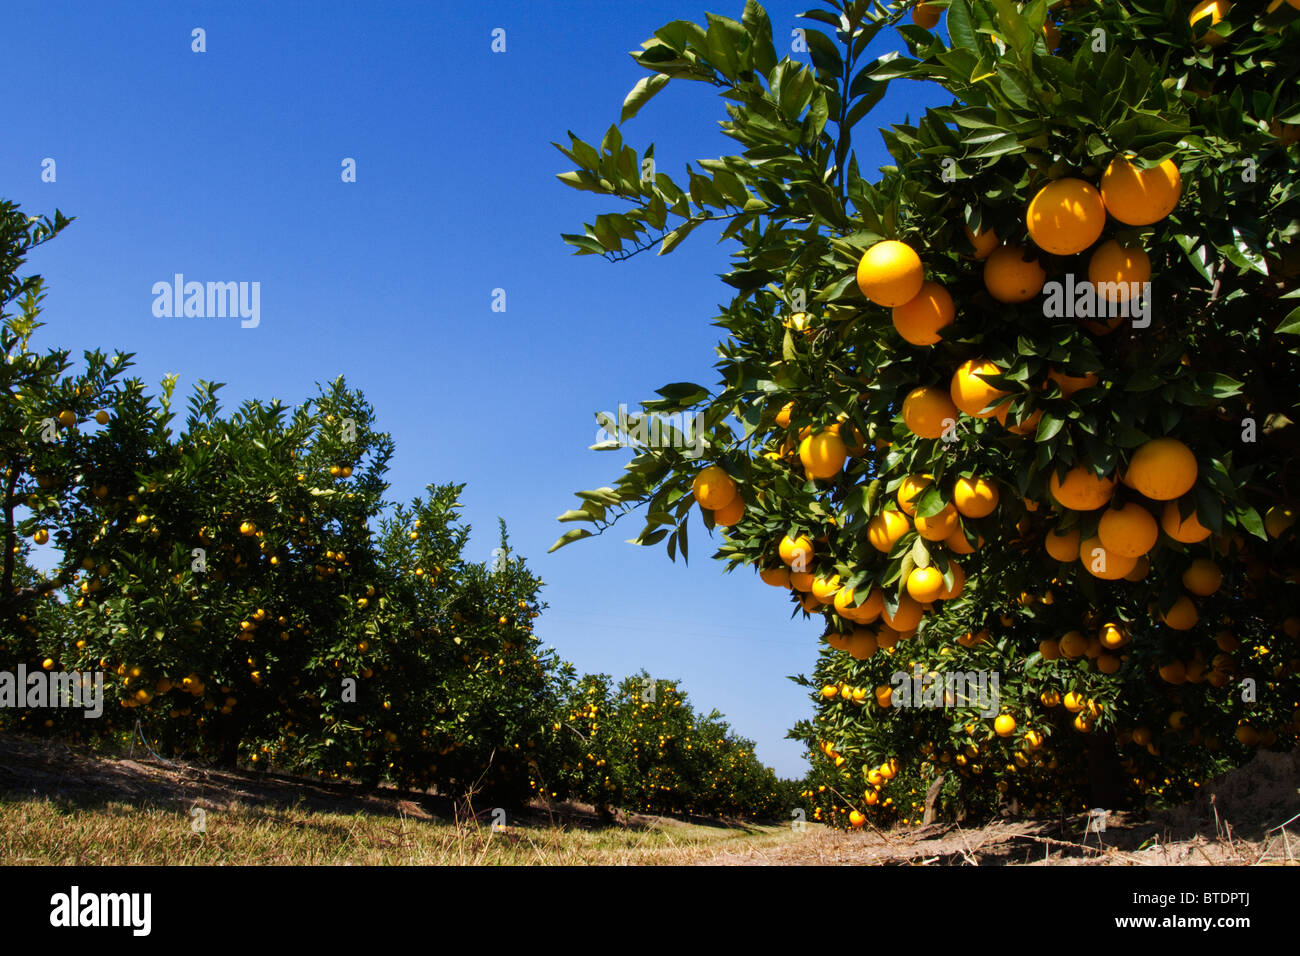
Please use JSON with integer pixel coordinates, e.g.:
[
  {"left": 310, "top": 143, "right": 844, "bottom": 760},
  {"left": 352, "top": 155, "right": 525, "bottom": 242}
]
[
  {"left": 549, "top": 670, "right": 793, "bottom": 818},
  {"left": 553, "top": 0, "right": 1300, "bottom": 825}
]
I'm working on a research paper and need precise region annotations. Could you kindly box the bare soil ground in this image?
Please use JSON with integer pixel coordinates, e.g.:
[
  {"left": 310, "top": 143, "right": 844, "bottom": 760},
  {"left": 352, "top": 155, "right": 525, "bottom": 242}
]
[{"left": 2, "top": 734, "right": 1297, "bottom": 865}]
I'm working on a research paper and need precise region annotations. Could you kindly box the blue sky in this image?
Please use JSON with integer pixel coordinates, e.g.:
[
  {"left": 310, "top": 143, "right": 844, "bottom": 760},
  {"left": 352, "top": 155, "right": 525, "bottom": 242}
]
[{"left": 4, "top": 0, "right": 943, "bottom": 778}]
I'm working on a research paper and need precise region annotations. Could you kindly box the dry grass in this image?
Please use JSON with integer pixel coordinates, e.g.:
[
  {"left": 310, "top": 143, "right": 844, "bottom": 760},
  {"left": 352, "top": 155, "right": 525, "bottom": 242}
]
[{"left": 0, "top": 797, "right": 796, "bottom": 866}]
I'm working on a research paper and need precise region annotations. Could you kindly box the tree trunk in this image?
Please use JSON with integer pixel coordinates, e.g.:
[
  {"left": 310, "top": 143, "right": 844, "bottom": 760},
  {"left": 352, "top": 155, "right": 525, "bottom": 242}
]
[{"left": 922, "top": 773, "right": 945, "bottom": 824}]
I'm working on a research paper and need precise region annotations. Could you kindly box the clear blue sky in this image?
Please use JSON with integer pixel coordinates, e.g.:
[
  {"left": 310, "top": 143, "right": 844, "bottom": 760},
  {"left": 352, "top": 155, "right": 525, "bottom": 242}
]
[{"left": 5, "top": 0, "right": 942, "bottom": 778}]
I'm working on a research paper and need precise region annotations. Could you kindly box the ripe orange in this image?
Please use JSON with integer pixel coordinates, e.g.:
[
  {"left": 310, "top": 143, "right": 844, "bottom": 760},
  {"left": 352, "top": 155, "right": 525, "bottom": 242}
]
[
  {"left": 1024, "top": 729, "right": 1045, "bottom": 750},
  {"left": 1161, "top": 595, "right": 1199, "bottom": 630},
  {"left": 799, "top": 430, "right": 847, "bottom": 480},
  {"left": 994, "top": 714, "right": 1016, "bottom": 737},
  {"left": 1046, "top": 368, "right": 1098, "bottom": 399},
  {"left": 1100, "top": 156, "right": 1183, "bottom": 225},
  {"left": 692, "top": 465, "right": 737, "bottom": 510},
  {"left": 901, "top": 386, "right": 958, "bottom": 439},
  {"left": 883, "top": 595, "right": 924, "bottom": 631},
  {"left": 857, "top": 240, "right": 924, "bottom": 307},
  {"left": 892, "top": 281, "right": 954, "bottom": 345},
  {"left": 1098, "top": 622, "right": 1128, "bottom": 649},
  {"left": 1088, "top": 240, "right": 1151, "bottom": 302},
  {"left": 1059, "top": 631, "right": 1088, "bottom": 659},
  {"left": 950, "top": 359, "right": 1009, "bottom": 418},
  {"left": 1097, "top": 502, "right": 1159, "bottom": 557},
  {"left": 984, "top": 245, "right": 1047, "bottom": 302},
  {"left": 759, "top": 567, "right": 790, "bottom": 587},
  {"left": 953, "top": 476, "right": 999, "bottom": 518},
  {"left": 1039, "top": 638, "right": 1061, "bottom": 660},
  {"left": 1041, "top": 690, "right": 1061, "bottom": 708},
  {"left": 937, "top": 562, "right": 965, "bottom": 599},
  {"left": 778, "top": 534, "right": 815, "bottom": 568},
  {"left": 1161, "top": 501, "right": 1212, "bottom": 543},
  {"left": 1189, "top": 0, "right": 1229, "bottom": 47},
  {"left": 964, "top": 224, "right": 998, "bottom": 259},
  {"left": 1045, "top": 527, "right": 1081, "bottom": 562},
  {"left": 867, "top": 510, "right": 910, "bottom": 552},
  {"left": 906, "top": 566, "right": 945, "bottom": 602},
  {"left": 1026, "top": 178, "right": 1106, "bottom": 255},
  {"left": 775, "top": 401, "right": 795, "bottom": 428},
  {"left": 875, "top": 685, "right": 894, "bottom": 708},
  {"left": 1264, "top": 505, "right": 1296, "bottom": 538},
  {"left": 897, "top": 474, "right": 934, "bottom": 516},
  {"left": 1159, "top": 660, "right": 1187, "bottom": 684},
  {"left": 1063, "top": 691, "right": 1086, "bottom": 712},
  {"left": 847, "top": 629, "right": 879, "bottom": 660},
  {"left": 915, "top": 503, "right": 959, "bottom": 541},
  {"left": 789, "top": 571, "right": 815, "bottom": 591},
  {"left": 1049, "top": 466, "right": 1116, "bottom": 510},
  {"left": 1096, "top": 654, "right": 1121, "bottom": 674},
  {"left": 820, "top": 684, "right": 838, "bottom": 699},
  {"left": 944, "top": 525, "right": 977, "bottom": 554},
  {"left": 811, "top": 574, "right": 842, "bottom": 602},
  {"left": 711, "top": 493, "right": 746, "bottom": 527},
  {"left": 912, "top": 1, "right": 941, "bottom": 28},
  {"left": 849, "top": 809, "right": 867, "bottom": 827},
  {"left": 1182, "top": 558, "right": 1223, "bottom": 596},
  {"left": 1124, "top": 554, "right": 1150, "bottom": 581},
  {"left": 1079, "top": 535, "right": 1138, "bottom": 580},
  {"left": 1124, "top": 438, "right": 1198, "bottom": 500},
  {"left": 993, "top": 399, "right": 1043, "bottom": 436}
]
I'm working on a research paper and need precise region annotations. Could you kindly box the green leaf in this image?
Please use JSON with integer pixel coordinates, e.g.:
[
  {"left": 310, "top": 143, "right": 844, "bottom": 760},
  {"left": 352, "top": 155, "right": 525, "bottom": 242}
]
[
  {"left": 946, "top": 0, "right": 980, "bottom": 54},
  {"left": 621, "top": 73, "right": 670, "bottom": 123},
  {"left": 1276, "top": 303, "right": 1300, "bottom": 336},
  {"left": 549, "top": 528, "right": 593, "bottom": 552}
]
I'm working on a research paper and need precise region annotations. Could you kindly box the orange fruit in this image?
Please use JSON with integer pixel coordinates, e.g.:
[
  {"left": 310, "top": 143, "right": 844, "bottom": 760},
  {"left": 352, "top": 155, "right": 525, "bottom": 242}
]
[
  {"left": 906, "top": 566, "right": 945, "bottom": 602},
  {"left": 892, "top": 281, "right": 954, "bottom": 345},
  {"left": 849, "top": 809, "right": 867, "bottom": 828},
  {"left": 1189, "top": 0, "right": 1229, "bottom": 47},
  {"left": 1161, "top": 501, "right": 1212, "bottom": 543},
  {"left": 799, "top": 430, "right": 848, "bottom": 480},
  {"left": 759, "top": 567, "right": 790, "bottom": 588},
  {"left": 1099, "top": 622, "right": 1128, "bottom": 649},
  {"left": 1097, "top": 654, "right": 1121, "bottom": 674},
  {"left": 1088, "top": 240, "right": 1151, "bottom": 303},
  {"left": 938, "top": 562, "right": 965, "bottom": 599},
  {"left": 1264, "top": 505, "right": 1295, "bottom": 538},
  {"left": 857, "top": 240, "right": 924, "bottom": 307},
  {"left": 915, "top": 503, "right": 959, "bottom": 541},
  {"left": 692, "top": 466, "right": 737, "bottom": 510},
  {"left": 775, "top": 401, "right": 795, "bottom": 428},
  {"left": 950, "top": 359, "right": 1009, "bottom": 418},
  {"left": 1079, "top": 535, "right": 1138, "bottom": 580},
  {"left": 789, "top": 571, "right": 815, "bottom": 592},
  {"left": 847, "top": 629, "right": 879, "bottom": 660},
  {"left": 875, "top": 685, "right": 894, "bottom": 708},
  {"left": 778, "top": 534, "right": 815, "bottom": 568},
  {"left": 1124, "top": 438, "right": 1198, "bottom": 501},
  {"left": 1159, "top": 660, "right": 1187, "bottom": 684},
  {"left": 944, "top": 525, "right": 977, "bottom": 554},
  {"left": 901, "top": 386, "right": 958, "bottom": 439},
  {"left": 1063, "top": 691, "right": 1086, "bottom": 712},
  {"left": 1097, "top": 502, "right": 1159, "bottom": 557},
  {"left": 1046, "top": 368, "right": 1098, "bottom": 399},
  {"left": 1026, "top": 178, "right": 1106, "bottom": 255},
  {"left": 1182, "top": 558, "right": 1223, "bottom": 596},
  {"left": 964, "top": 224, "right": 998, "bottom": 259},
  {"left": 883, "top": 595, "right": 924, "bottom": 631},
  {"left": 1059, "top": 631, "right": 1088, "bottom": 659},
  {"left": 953, "top": 476, "right": 999, "bottom": 518},
  {"left": 994, "top": 714, "right": 1017, "bottom": 737},
  {"left": 1049, "top": 466, "right": 1116, "bottom": 510},
  {"left": 912, "top": 1, "right": 941, "bottom": 28},
  {"left": 994, "top": 400, "right": 1043, "bottom": 436},
  {"left": 984, "top": 245, "right": 1046, "bottom": 303},
  {"left": 1045, "top": 527, "right": 1081, "bottom": 562},
  {"left": 811, "top": 574, "right": 842, "bottom": 603},
  {"left": 1161, "top": 595, "right": 1199, "bottom": 630},
  {"left": 1039, "top": 638, "right": 1061, "bottom": 660},
  {"left": 712, "top": 496, "right": 745, "bottom": 526},
  {"left": 897, "top": 474, "right": 934, "bottom": 516},
  {"left": 1100, "top": 156, "right": 1183, "bottom": 225},
  {"left": 867, "top": 510, "right": 910, "bottom": 552}
]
